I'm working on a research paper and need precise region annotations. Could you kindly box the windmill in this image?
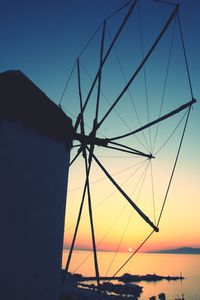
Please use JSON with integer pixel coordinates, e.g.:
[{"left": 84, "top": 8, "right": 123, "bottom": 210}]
[
  {"left": 60, "top": 0, "right": 196, "bottom": 288},
  {"left": 0, "top": 0, "right": 197, "bottom": 300}
]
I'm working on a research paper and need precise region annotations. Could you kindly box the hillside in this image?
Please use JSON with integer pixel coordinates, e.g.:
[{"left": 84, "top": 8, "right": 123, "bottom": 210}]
[{"left": 151, "top": 247, "right": 200, "bottom": 254}]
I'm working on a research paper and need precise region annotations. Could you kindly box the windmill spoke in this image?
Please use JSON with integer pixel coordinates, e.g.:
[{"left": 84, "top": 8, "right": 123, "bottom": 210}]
[
  {"left": 112, "top": 229, "right": 155, "bottom": 278},
  {"left": 63, "top": 0, "right": 197, "bottom": 284},
  {"left": 65, "top": 150, "right": 87, "bottom": 273},
  {"left": 96, "top": 4, "right": 179, "bottom": 129},
  {"left": 83, "top": 150, "right": 100, "bottom": 285},
  {"left": 94, "top": 20, "right": 106, "bottom": 125},
  {"left": 77, "top": 58, "right": 86, "bottom": 138},
  {"left": 86, "top": 146, "right": 159, "bottom": 232},
  {"left": 177, "top": 13, "right": 194, "bottom": 99},
  {"left": 109, "top": 99, "right": 196, "bottom": 142},
  {"left": 80, "top": 60, "right": 150, "bottom": 152},
  {"left": 74, "top": 0, "right": 139, "bottom": 131},
  {"left": 156, "top": 106, "right": 192, "bottom": 227},
  {"left": 101, "top": 144, "right": 153, "bottom": 159},
  {"left": 108, "top": 141, "right": 153, "bottom": 158},
  {"left": 69, "top": 149, "right": 81, "bottom": 167}
]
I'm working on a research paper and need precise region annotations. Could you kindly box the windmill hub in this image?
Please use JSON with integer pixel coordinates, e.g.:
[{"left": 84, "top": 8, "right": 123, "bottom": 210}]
[{"left": 74, "top": 133, "right": 108, "bottom": 147}]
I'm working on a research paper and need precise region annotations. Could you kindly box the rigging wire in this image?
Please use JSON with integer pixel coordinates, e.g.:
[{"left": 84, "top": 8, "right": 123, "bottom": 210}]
[
  {"left": 59, "top": 22, "right": 102, "bottom": 108},
  {"left": 78, "top": 23, "right": 102, "bottom": 59},
  {"left": 74, "top": 0, "right": 139, "bottom": 131},
  {"left": 177, "top": 13, "right": 194, "bottom": 99},
  {"left": 106, "top": 26, "right": 150, "bottom": 153},
  {"left": 104, "top": 105, "right": 193, "bottom": 277},
  {"left": 106, "top": 214, "right": 131, "bottom": 277},
  {"left": 63, "top": 0, "right": 196, "bottom": 282},
  {"left": 150, "top": 160, "right": 156, "bottom": 225},
  {"left": 72, "top": 159, "right": 150, "bottom": 274},
  {"left": 153, "top": 0, "right": 178, "bottom": 7},
  {"left": 152, "top": 17, "right": 176, "bottom": 153},
  {"left": 59, "top": 61, "right": 76, "bottom": 107},
  {"left": 88, "top": 148, "right": 159, "bottom": 232},
  {"left": 68, "top": 159, "right": 146, "bottom": 193},
  {"left": 80, "top": 61, "right": 149, "bottom": 152},
  {"left": 65, "top": 159, "right": 148, "bottom": 232},
  {"left": 97, "top": 4, "right": 179, "bottom": 129},
  {"left": 94, "top": 21, "right": 106, "bottom": 125},
  {"left": 110, "top": 107, "right": 192, "bottom": 277},
  {"left": 156, "top": 107, "right": 192, "bottom": 227},
  {"left": 108, "top": 141, "right": 152, "bottom": 158},
  {"left": 112, "top": 229, "right": 155, "bottom": 278},
  {"left": 105, "top": 160, "right": 151, "bottom": 276},
  {"left": 96, "top": 155, "right": 141, "bottom": 158},
  {"left": 58, "top": 65, "right": 105, "bottom": 136},
  {"left": 59, "top": 0, "right": 137, "bottom": 115},
  {"left": 69, "top": 149, "right": 81, "bottom": 167},
  {"left": 134, "top": 160, "right": 151, "bottom": 204},
  {"left": 105, "top": 0, "right": 133, "bottom": 21},
  {"left": 72, "top": 202, "right": 128, "bottom": 273},
  {"left": 155, "top": 109, "right": 188, "bottom": 155},
  {"left": 108, "top": 98, "right": 195, "bottom": 141},
  {"left": 138, "top": 2, "right": 153, "bottom": 153}
]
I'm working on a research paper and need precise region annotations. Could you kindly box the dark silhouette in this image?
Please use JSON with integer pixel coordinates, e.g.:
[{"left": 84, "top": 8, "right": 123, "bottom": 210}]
[{"left": 0, "top": 70, "right": 73, "bottom": 300}]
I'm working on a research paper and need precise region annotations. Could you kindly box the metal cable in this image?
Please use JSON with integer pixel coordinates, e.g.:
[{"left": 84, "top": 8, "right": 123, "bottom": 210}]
[
  {"left": 157, "top": 107, "right": 192, "bottom": 227},
  {"left": 177, "top": 13, "right": 194, "bottom": 99},
  {"left": 152, "top": 17, "right": 176, "bottom": 152},
  {"left": 106, "top": 25, "right": 150, "bottom": 152}
]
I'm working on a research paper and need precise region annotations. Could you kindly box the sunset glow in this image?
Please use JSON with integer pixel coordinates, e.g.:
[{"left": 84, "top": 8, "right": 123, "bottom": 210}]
[{"left": 1, "top": 0, "right": 199, "bottom": 278}]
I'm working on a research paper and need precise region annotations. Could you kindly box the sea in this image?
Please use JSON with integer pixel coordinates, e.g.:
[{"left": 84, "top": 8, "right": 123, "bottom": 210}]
[{"left": 62, "top": 251, "right": 200, "bottom": 300}]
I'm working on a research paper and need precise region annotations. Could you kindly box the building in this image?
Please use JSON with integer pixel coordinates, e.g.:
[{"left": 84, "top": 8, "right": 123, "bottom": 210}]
[{"left": 0, "top": 70, "right": 73, "bottom": 300}]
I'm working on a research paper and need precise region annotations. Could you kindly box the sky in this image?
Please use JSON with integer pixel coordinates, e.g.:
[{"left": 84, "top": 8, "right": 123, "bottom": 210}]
[{"left": 1, "top": 0, "right": 200, "bottom": 259}]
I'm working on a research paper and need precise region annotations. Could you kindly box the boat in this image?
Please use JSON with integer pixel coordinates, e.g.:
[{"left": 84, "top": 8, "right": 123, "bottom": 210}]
[{"left": 175, "top": 295, "right": 185, "bottom": 300}]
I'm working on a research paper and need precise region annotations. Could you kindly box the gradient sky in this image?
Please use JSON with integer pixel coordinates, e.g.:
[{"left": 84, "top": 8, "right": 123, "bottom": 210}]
[{"left": 1, "top": 0, "right": 200, "bottom": 254}]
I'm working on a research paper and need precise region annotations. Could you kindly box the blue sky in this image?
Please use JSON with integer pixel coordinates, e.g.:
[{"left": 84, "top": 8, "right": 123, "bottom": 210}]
[
  {"left": 1, "top": 0, "right": 200, "bottom": 250},
  {"left": 1, "top": 0, "right": 199, "bottom": 168}
]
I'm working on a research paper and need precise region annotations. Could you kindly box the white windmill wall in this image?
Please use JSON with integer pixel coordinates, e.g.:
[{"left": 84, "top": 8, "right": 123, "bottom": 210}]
[{"left": 0, "top": 71, "right": 73, "bottom": 300}]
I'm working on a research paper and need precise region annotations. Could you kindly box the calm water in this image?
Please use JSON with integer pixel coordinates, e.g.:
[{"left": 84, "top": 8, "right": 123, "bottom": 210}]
[{"left": 62, "top": 251, "right": 200, "bottom": 300}]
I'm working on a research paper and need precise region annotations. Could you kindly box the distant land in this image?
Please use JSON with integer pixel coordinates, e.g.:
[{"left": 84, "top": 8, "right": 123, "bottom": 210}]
[{"left": 149, "top": 247, "right": 200, "bottom": 254}]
